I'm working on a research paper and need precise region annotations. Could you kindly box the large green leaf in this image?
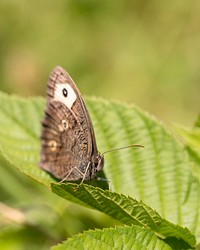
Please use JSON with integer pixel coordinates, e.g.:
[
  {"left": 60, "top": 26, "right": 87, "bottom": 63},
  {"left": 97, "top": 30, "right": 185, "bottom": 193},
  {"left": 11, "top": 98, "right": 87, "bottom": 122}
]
[
  {"left": 0, "top": 91, "right": 199, "bottom": 247},
  {"left": 52, "top": 225, "right": 172, "bottom": 250},
  {"left": 0, "top": 93, "right": 52, "bottom": 186},
  {"left": 51, "top": 183, "right": 195, "bottom": 247}
]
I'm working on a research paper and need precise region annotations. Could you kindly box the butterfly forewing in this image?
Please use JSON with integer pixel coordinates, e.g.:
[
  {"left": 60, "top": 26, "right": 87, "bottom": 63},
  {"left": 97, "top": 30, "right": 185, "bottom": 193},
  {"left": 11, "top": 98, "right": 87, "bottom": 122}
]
[{"left": 39, "top": 66, "right": 103, "bottom": 181}]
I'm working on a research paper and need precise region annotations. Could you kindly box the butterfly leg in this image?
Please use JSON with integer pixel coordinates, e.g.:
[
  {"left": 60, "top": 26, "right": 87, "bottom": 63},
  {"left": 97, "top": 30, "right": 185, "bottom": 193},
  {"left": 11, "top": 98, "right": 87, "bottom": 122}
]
[
  {"left": 59, "top": 167, "right": 77, "bottom": 183},
  {"left": 59, "top": 163, "right": 91, "bottom": 190},
  {"left": 76, "top": 162, "right": 91, "bottom": 189}
]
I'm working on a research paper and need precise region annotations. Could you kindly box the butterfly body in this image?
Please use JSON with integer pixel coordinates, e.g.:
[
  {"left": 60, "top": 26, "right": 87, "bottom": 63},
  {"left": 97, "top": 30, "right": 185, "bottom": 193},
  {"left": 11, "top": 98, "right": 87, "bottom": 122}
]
[{"left": 39, "top": 66, "right": 104, "bottom": 181}]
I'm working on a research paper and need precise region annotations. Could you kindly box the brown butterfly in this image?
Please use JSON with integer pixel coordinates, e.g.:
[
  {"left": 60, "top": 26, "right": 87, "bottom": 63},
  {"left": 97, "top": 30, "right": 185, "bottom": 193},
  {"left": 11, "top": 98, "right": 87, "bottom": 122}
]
[
  {"left": 39, "top": 66, "right": 143, "bottom": 184},
  {"left": 39, "top": 66, "right": 104, "bottom": 183}
]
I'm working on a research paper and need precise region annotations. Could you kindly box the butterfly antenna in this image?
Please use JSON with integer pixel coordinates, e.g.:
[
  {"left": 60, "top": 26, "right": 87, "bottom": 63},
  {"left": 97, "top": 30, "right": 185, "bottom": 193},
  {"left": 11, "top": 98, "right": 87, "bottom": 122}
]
[{"left": 102, "top": 144, "right": 144, "bottom": 155}]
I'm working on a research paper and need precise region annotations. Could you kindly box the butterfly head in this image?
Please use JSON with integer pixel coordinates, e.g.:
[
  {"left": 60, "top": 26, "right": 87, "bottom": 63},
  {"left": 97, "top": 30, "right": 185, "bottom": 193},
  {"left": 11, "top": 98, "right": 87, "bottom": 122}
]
[{"left": 90, "top": 153, "right": 104, "bottom": 178}]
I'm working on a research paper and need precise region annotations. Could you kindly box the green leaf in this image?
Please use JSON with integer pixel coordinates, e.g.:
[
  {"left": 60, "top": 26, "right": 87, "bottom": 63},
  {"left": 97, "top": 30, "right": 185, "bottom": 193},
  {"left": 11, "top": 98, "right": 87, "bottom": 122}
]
[
  {"left": 194, "top": 115, "right": 200, "bottom": 128},
  {"left": 51, "top": 183, "right": 195, "bottom": 247},
  {"left": 0, "top": 92, "right": 53, "bottom": 186},
  {"left": 52, "top": 225, "right": 172, "bottom": 250},
  {"left": 174, "top": 124, "right": 200, "bottom": 181},
  {"left": 0, "top": 91, "right": 199, "bottom": 246},
  {"left": 175, "top": 125, "right": 200, "bottom": 151}
]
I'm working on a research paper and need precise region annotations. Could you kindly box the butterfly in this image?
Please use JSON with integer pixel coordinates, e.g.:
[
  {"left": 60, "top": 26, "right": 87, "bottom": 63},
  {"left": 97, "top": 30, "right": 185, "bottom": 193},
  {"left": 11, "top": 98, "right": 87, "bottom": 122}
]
[{"left": 39, "top": 66, "right": 104, "bottom": 183}]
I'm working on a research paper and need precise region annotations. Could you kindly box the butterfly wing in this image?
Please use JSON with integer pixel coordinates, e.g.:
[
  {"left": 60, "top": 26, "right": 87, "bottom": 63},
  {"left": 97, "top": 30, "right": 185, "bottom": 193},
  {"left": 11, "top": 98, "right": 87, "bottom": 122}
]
[{"left": 39, "top": 66, "right": 99, "bottom": 180}]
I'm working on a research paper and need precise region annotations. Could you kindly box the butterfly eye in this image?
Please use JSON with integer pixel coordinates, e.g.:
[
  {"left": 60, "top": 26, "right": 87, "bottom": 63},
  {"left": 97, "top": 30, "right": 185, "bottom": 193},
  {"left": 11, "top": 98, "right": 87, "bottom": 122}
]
[{"left": 62, "top": 88, "right": 68, "bottom": 97}]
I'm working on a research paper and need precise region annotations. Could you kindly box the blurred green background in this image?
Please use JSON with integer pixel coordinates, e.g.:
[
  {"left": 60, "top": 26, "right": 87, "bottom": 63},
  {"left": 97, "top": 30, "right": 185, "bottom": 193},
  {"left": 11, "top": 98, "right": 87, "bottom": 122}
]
[
  {"left": 1, "top": 1, "right": 200, "bottom": 125},
  {"left": 0, "top": 1, "right": 200, "bottom": 249}
]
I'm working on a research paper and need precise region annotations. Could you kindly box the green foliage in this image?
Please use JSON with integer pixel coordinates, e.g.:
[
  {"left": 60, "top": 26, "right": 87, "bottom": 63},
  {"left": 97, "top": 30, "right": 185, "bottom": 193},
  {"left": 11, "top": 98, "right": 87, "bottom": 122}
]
[
  {"left": 175, "top": 125, "right": 200, "bottom": 152},
  {"left": 51, "top": 183, "right": 195, "bottom": 247},
  {"left": 53, "top": 225, "right": 172, "bottom": 250},
  {"left": 175, "top": 117, "right": 200, "bottom": 182},
  {"left": 0, "top": 91, "right": 199, "bottom": 249}
]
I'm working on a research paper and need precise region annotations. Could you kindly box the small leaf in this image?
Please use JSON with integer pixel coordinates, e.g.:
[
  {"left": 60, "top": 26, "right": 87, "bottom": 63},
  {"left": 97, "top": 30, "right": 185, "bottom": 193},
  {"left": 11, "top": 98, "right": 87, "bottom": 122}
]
[
  {"left": 174, "top": 124, "right": 200, "bottom": 181},
  {"left": 175, "top": 125, "right": 200, "bottom": 151},
  {"left": 194, "top": 115, "right": 200, "bottom": 128}
]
